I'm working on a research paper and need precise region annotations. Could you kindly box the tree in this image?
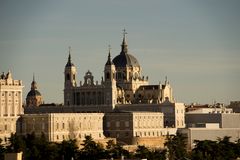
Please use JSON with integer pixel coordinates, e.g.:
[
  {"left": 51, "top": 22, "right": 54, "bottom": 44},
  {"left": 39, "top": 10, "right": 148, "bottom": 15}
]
[
  {"left": 235, "top": 138, "right": 240, "bottom": 156},
  {"left": 150, "top": 149, "right": 167, "bottom": 160},
  {"left": 43, "top": 142, "right": 60, "bottom": 160},
  {"left": 164, "top": 132, "right": 188, "bottom": 160},
  {"left": 7, "top": 133, "right": 25, "bottom": 153},
  {"left": 59, "top": 139, "right": 78, "bottom": 160},
  {"left": 217, "top": 136, "right": 237, "bottom": 159},
  {"left": 191, "top": 140, "right": 218, "bottom": 160},
  {"left": 135, "top": 145, "right": 150, "bottom": 159},
  {"left": 108, "top": 142, "right": 131, "bottom": 159},
  {"left": 0, "top": 139, "right": 6, "bottom": 160},
  {"left": 191, "top": 136, "right": 240, "bottom": 160},
  {"left": 77, "top": 135, "right": 105, "bottom": 160}
]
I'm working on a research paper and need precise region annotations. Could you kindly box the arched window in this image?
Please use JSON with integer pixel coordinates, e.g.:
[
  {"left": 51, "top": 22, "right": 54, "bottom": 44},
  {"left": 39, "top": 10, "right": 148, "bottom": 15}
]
[
  {"left": 66, "top": 74, "right": 70, "bottom": 80},
  {"left": 106, "top": 72, "right": 110, "bottom": 79}
]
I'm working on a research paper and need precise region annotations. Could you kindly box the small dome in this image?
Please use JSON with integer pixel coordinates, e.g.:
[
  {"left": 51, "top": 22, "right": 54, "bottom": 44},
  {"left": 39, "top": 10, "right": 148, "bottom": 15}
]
[
  {"left": 113, "top": 53, "right": 140, "bottom": 67},
  {"left": 27, "top": 90, "right": 42, "bottom": 97}
]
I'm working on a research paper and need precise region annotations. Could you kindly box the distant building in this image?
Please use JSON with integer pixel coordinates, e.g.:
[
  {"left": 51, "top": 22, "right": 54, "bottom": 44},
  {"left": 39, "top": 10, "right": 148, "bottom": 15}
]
[
  {"left": 0, "top": 71, "right": 23, "bottom": 143},
  {"left": 179, "top": 128, "right": 240, "bottom": 150},
  {"left": 186, "top": 103, "right": 232, "bottom": 113},
  {"left": 185, "top": 112, "right": 240, "bottom": 128},
  {"left": 26, "top": 75, "right": 43, "bottom": 107},
  {"left": 180, "top": 112, "right": 240, "bottom": 149}
]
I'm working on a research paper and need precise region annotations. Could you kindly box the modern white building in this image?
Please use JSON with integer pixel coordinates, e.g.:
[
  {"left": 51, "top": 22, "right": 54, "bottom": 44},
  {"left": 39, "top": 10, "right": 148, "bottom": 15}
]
[{"left": 180, "top": 112, "right": 240, "bottom": 149}]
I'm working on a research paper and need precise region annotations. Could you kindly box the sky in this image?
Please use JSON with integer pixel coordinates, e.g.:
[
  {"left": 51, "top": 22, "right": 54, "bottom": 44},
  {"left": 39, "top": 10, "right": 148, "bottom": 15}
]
[{"left": 0, "top": 0, "right": 239, "bottom": 105}]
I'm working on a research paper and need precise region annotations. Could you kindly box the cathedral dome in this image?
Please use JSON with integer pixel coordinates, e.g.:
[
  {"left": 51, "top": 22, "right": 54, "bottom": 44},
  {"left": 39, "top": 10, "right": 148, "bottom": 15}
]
[
  {"left": 112, "top": 30, "right": 140, "bottom": 68},
  {"left": 113, "top": 53, "right": 140, "bottom": 67},
  {"left": 27, "top": 89, "right": 41, "bottom": 97}
]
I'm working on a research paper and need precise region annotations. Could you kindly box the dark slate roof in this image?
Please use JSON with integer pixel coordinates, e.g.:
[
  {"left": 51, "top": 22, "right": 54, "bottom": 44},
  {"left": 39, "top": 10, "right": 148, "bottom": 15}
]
[
  {"left": 27, "top": 90, "right": 42, "bottom": 97},
  {"left": 112, "top": 53, "right": 140, "bottom": 67},
  {"left": 105, "top": 52, "right": 114, "bottom": 66},
  {"left": 65, "top": 61, "right": 74, "bottom": 67},
  {"left": 65, "top": 53, "right": 75, "bottom": 67}
]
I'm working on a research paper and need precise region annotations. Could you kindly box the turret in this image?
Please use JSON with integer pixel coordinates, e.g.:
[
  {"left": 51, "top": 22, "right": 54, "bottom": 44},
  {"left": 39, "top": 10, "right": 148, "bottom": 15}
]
[
  {"left": 104, "top": 45, "right": 116, "bottom": 83},
  {"left": 64, "top": 47, "right": 77, "bottom": 88},
  {"left": 104, "top": 46, "right": 117, "bottom": 108},
  {"left": 64, "top": 47, "right": 77, "bottom": 106}
]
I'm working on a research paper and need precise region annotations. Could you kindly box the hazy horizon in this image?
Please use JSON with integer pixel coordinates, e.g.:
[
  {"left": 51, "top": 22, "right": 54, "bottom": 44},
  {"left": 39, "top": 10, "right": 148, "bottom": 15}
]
[{"left": 1, "top": 0, "right": 239, "bottom": 105}]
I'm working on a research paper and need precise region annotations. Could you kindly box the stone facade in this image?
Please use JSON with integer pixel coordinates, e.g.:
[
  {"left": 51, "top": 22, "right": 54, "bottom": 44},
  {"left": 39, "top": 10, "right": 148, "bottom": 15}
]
[
  {"left": 0, "top": 71, "right": 23, "bottom": 117},
  {"left": 103, "top": 111, "right": 164, "bottom": 146},
  {"left": 18, "top": 113, "right": 105, "bottom": 142},
  {"left": 114, "top": 100, "right": 185, "bottom": 128},
  {"left": 0, "top": 71, "right": 23, "bottom": 143}
]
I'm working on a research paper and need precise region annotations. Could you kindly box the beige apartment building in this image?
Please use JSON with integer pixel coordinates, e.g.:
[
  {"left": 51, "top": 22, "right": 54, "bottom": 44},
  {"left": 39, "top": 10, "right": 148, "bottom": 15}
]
[{"left": 0, "top": 71, "right": 23, "bottom": 143}]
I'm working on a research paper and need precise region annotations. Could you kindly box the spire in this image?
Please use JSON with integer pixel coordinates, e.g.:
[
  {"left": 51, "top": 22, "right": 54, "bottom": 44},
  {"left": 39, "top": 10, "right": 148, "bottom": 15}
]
[
  {"left": 165, "top": 76, "right": 167, "bottom": 84},
  {"left": 31, "top": 73, "right": 37, "bottom": 90},
  {"left": 33, "top": 73, "right": 35, "bottom": 82},
  {"left": 121, "top": 28, "right": 128, "bottom": 54},
  {"left": 66, "top": 46, "right": 74, "bottom": 67},
  {"left": 6, "top": 70, "right": 12, "bottom": 80},
  {"left": 0, "top": 72, "right": 5, "bottom": 79},
  {"left": 106, "top": 45, "right": 113, "bottom": 65},
  {"left": 68, "top": 46, "right": 71, "bottom": 63}
]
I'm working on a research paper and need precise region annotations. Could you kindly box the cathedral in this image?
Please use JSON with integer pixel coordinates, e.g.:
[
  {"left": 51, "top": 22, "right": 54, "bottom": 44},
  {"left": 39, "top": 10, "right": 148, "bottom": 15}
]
[{"left": 64, "top": 31, "right": 173, "bottom": 109}]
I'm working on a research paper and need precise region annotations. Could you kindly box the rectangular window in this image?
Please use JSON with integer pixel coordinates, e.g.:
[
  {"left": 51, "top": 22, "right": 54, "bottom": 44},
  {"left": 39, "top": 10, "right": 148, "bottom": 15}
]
[
  {"left": 125, "top": 121, "right": 129, "bottom": 127},
  {"left": 107, "top": 122, "right": 110, "bottom": 128},
  {"left": 116, "top": 121, "right": 120, "bottom": 127},
  {"left": 42, "top": 123, "right": 45, "bottom": 130}
]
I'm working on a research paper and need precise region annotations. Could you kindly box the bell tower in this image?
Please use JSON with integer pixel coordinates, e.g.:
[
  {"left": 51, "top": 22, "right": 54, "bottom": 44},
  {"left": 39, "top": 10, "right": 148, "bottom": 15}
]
[
  {"left": 64, "top": 47, "right": 77, "bottom": 106},
  {"left": 104, "top": 46, "right": 117, "bottom": 108}
]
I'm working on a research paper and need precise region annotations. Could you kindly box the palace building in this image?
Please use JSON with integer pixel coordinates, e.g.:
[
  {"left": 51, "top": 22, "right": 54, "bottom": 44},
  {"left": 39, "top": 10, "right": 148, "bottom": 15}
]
[{"left": 0, "top": 71, "right": 23, "bottom": 142}]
